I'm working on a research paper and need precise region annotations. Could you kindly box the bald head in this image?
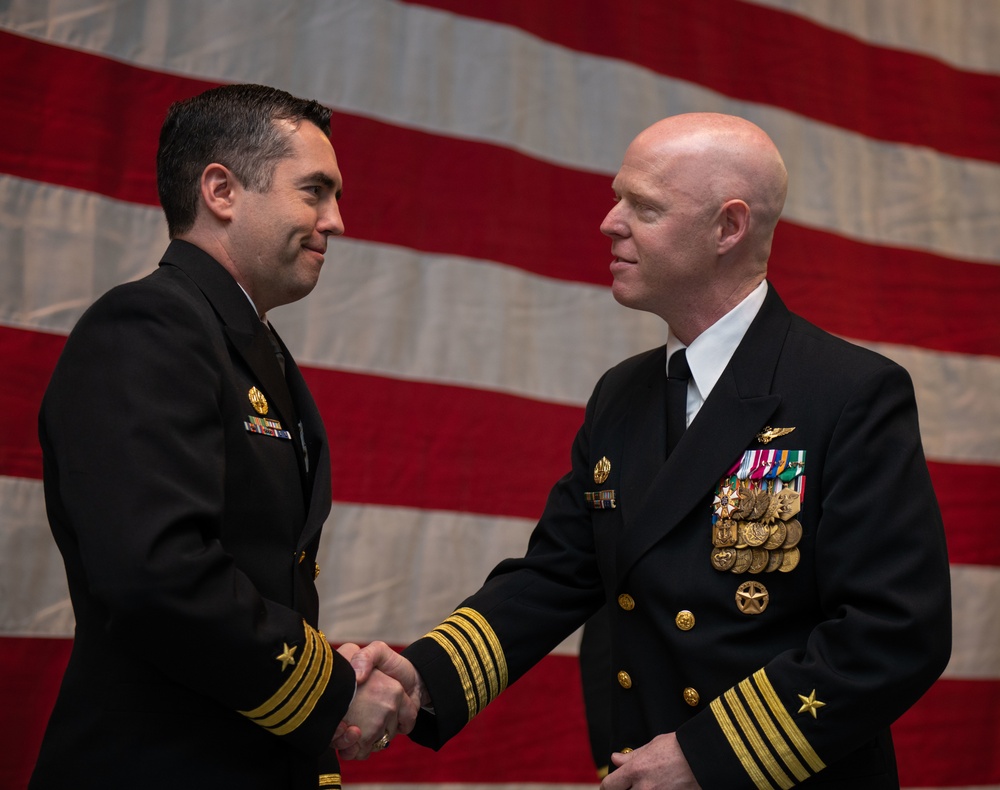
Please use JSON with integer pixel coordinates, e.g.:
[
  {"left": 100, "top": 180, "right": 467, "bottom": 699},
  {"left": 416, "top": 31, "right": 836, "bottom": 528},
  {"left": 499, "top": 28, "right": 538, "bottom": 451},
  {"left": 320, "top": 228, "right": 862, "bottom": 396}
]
[
  {"left": 600, "top": 113, "right": 788, "bottom": 338},
  {"left": 634, "top": 113, "right": 787, "bottom": 262}
]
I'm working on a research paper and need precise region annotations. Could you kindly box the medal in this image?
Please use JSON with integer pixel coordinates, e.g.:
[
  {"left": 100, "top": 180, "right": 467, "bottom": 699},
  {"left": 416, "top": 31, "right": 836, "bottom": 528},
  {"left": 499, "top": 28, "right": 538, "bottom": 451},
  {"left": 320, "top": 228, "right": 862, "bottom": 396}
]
[
  {"left": 711, "top": 547, "right": 737, "bottom": 572},
  {"left": 713, "top": 519, "right": 738, "bottom": 548},
  {"left": 710, "top": 450, "right": 807, "bottom": 575}
]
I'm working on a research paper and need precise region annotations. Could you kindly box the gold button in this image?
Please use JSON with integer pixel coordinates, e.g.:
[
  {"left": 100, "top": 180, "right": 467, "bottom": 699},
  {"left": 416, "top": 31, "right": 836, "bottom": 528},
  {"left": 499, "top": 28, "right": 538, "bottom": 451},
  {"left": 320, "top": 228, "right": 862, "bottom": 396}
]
[
  {"left": 683, "top": 687, "right": 700, "bottom": 706},
  {"left": 618, "top": 593, "right": 635, "bottom": 611},
  {"left": 313, "top": 562, "right": 321, "bottom": 579},
  {"left": 620, "top": 747, "right": 633, "bottom": 754},
  {"left": 675, "top": 610, "right": 695, "bottom": 631},
  {"left": 617, "top": 671, "right": 632, "bottom": 689}
]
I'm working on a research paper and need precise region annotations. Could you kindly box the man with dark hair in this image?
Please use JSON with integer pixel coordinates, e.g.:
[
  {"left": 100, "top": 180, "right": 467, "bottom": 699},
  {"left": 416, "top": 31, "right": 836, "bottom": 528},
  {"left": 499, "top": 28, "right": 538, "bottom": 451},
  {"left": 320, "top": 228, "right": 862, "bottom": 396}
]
[
  {"left": 30, "top": 83, "right": 416, "bottom": 789},
  {"left": 348, "top": 113, "right": 952, "bottom": 789}
]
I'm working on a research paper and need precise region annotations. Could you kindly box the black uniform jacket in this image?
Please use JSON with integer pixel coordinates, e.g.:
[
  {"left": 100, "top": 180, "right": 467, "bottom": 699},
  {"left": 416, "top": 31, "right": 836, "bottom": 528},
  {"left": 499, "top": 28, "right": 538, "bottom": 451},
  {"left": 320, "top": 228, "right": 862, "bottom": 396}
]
[
  {"left": 403, "top": 285, "right": 951, "bottom": 789},
  {"left": 31, "top": 240, "right": 355, "bottom": 789}
]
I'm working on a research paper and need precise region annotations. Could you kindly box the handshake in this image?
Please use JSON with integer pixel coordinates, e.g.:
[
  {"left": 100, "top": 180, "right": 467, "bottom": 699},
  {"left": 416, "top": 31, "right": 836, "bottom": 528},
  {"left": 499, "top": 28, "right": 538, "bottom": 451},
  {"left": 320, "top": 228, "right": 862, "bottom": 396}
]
[{"left": 331, "top": 641, "right": 430, "bottom": 759}]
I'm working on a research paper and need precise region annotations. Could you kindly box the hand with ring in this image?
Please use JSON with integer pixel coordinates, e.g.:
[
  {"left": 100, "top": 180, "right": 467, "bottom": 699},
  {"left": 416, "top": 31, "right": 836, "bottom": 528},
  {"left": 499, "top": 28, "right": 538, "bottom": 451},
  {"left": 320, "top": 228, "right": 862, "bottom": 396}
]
[{"left": 332, "top": 642, "right": 420, "bottom": 759}]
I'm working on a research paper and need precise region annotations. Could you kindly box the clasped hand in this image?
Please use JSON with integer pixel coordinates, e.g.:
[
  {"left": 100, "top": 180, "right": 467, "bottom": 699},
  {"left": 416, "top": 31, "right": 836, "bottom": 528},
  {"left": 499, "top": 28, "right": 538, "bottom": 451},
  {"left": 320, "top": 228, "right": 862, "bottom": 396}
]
[{"left": 332, "top": 641, "right": 427, "bottom": 759}]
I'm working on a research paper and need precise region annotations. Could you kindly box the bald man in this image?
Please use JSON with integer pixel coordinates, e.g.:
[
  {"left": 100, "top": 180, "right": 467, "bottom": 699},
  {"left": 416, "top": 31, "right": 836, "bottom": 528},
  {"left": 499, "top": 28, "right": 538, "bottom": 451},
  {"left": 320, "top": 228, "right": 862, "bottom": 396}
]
[{"left": 348, "top": 114, "right": 952, "bottom": 788}]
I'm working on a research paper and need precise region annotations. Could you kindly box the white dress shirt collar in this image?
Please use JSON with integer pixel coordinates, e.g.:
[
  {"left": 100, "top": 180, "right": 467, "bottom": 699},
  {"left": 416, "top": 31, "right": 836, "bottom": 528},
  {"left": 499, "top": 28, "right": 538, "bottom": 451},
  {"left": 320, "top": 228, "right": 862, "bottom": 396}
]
[{"left": 666, "top": 280, "right": 768, "bottom": 424}]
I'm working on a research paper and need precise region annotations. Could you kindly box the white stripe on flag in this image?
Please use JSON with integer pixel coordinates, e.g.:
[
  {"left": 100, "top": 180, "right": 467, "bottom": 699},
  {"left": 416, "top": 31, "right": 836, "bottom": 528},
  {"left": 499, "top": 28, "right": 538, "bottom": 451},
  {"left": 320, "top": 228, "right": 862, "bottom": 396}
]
[
  {"left": 3, "top": 176, "right": 998, "bottom": 466},
  {"left": 3, "top": 476, "right": 997, "bottom": 679},
  {"left": 2, "top": 0, "right": 999, "bottom": 264},
  {"left": 742, "top": 0, "right": 1000, "bottom": 74}
]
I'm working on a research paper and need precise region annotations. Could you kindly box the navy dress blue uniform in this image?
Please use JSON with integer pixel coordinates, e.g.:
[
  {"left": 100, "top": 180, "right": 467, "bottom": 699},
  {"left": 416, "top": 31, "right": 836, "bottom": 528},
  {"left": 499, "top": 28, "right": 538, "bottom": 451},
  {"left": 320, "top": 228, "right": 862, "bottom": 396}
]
[
  {"left": 403, "top": 285, "right": 951, "bottom": 788},
  {"left": 31, "top": 240, "right": 355, "bottom": 789}
]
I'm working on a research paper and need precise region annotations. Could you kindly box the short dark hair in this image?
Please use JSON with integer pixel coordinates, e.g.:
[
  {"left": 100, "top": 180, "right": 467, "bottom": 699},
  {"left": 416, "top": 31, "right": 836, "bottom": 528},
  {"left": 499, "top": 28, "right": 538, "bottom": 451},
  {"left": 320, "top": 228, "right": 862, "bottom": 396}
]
[{"left": 156, "top": 83, "right": 332, "bottom": 237}]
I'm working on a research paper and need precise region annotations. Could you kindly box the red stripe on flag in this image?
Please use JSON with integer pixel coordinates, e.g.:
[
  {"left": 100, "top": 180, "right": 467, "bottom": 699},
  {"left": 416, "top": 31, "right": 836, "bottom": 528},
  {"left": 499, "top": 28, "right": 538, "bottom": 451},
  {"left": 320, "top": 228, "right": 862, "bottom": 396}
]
[
  {"left": 332, "top": 649, "right": 597, "bottom": 784},
  {"left": 2, "top": 32, "right": 998, "bottom": 357},
  {"left": 406, "top": 0, "right": 1000, "bottom": 164},
  {"left": 0, "top": 30, "right": 216, "bottom": 207},
  {"left": 930, "top": 461, "right": 1000, "bottom": 567},
  {"left": 0, "top": 636, "right": 73, "bottom": 790},
  {"left": 2, "top": 634, "right": 994, "bottom": 786},
  {"left": 0, "top": 325, "right": 62, "bottom": 480},
  {"left": 769, "top": 223, "right": 1000, "bottom": 359},
  {"left": 2, "top": 325, "right": 996, "bottom": 566},
  {"left": 305, "top": 366, "right": 580, "bottom": 520},
  {"left": 894, "top": 678, "right": 1000, "bottom": 786}
]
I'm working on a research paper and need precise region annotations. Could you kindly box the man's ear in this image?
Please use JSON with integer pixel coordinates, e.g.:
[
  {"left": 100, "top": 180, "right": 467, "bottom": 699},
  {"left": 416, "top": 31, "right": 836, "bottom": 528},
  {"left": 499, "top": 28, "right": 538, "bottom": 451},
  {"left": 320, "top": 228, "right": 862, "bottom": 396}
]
[
  {"left": 717, "top": 198, "right": 750, "bottom": 255},
  {"left": 199, "top": 163, "right": 238, "bottom": 222}
]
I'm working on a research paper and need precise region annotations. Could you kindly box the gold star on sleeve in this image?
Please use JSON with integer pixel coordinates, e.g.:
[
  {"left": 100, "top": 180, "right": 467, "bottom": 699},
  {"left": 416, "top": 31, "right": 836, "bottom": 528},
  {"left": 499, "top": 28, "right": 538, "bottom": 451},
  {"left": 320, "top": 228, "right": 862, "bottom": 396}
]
[
  {"left": 797, "top": 689, "right": 826, "bottom": 718},
  {"left": 275, "top": 642, "right": 298, "bottom": 672}
]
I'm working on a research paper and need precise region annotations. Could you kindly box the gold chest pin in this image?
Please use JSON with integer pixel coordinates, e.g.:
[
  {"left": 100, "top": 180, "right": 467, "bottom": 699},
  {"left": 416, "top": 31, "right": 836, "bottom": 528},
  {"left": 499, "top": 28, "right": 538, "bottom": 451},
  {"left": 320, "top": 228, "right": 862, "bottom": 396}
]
[
  {"left": 594, "top": 456, "right": 611, "bottom": 484},
  {"left": 248, "top": 386, "right": 269, "bottom": 415}
]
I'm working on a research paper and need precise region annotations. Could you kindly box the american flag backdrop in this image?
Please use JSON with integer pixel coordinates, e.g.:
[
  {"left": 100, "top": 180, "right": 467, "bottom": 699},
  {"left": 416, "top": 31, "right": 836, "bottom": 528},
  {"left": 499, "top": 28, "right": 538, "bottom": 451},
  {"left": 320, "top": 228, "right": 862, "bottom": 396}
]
[{"left": 1, "top": 1, "right": 998, "bottom": 787}]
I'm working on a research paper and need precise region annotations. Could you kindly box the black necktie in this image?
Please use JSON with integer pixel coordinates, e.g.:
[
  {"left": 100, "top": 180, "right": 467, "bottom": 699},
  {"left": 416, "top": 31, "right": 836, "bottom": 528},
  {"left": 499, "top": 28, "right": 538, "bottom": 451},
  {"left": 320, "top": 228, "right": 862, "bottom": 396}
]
[
  {"left": 666, "top": 349, "right": 690, "bottom": 457},
  {"left": 264, "top": 322, "right": 286, "bottom": 376},
  {"left": 263, "top": 322, "right": 309, "bottom": 472}
]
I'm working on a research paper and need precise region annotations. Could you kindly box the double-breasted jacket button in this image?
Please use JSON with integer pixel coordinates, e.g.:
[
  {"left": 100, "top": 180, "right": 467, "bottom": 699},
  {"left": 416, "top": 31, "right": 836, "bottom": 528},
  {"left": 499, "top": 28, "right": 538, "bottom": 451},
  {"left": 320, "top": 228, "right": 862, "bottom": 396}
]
[
  {"left": 675, "top": 610, "right": 695, "bottom": 630},
  {"left": 617, "top": 670, "right": 632, "bottom": 689},
  {"left": 683, "top": 687, "right": 700, "bottom": 706},
  {"left": 617, "top": 593, "right": 635, "bottom": 611},
  {"left": 314, "top": 562, "right": 321, "bottom": 579},
  {"left": 620, "top": 747, "right": 633, "bottom": 754}
]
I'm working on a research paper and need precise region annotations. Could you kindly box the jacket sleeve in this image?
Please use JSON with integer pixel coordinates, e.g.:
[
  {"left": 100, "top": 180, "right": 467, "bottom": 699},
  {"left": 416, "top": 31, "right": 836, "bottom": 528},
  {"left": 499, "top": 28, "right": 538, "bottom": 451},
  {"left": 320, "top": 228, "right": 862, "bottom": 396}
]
[
  {"left": 403, "top": 371, "right": 611, "bottom": 748},
  {"left": 676, "top": 361, "right": 952, "bottom": 788},
  {"left": 39, "top": 282, "right": 356, "bottom": 755}
]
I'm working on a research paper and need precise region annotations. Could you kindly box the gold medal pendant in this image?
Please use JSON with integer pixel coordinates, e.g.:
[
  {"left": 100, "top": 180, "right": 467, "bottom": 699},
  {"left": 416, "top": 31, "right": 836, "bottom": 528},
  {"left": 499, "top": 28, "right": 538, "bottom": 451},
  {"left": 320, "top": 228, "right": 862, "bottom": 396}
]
[
  {"left": 711, "top": 547, "right": 737, "bottom": 572},
  {"left": 736, "top": 481, "right": 756, "bottom": 520},
  {"left": 713, "top": 519, "right": 738, "bottom": 548},
  {"left": 731, "top": 548, "right": 753, "bottom": 574},
  {"left": 782, "top": 519, "right": 802, "bottom": 549},
  {"left": 764, "top": 521, "right": 786, "bottom": 550},
  {"left": 748, "top": 548, "right": 769, "bottom": 574},
  {"left": 749, "top": 486, "right": 771, "bottom": 521},
  {"left": 710, "top": 453, "right": 806, "bottom": 575}
]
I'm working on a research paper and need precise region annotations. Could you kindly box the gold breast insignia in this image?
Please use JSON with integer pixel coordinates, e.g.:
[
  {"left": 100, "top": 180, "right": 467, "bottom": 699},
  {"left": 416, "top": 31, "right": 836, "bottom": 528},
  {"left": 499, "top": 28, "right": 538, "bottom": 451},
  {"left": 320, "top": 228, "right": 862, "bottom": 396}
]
[
  {"left": 756, "top": 425, "right": 795, "bottom": 445},
  {"left": 594, "top": 456, "right": 611, "bottom": 484},
  {"left": 248, "top": 386, "right": 269, "bottom": 415}
]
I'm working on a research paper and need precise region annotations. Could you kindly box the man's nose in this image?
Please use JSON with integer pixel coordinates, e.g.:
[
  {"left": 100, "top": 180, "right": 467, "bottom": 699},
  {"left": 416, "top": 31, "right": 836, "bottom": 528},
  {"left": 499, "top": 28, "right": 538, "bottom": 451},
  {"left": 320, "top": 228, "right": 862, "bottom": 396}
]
[{"left": 320, "top": 199, "right": 345, "bottom": 236}]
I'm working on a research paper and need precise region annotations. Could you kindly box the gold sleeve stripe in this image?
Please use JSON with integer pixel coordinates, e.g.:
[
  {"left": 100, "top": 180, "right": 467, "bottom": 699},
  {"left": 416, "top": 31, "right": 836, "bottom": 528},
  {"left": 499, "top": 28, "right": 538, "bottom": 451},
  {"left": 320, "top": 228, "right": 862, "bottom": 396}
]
[
  {"left": 723, "top": 688, "right": 794, "bottom": 790},
  {"left": 752, "top": 669, "right": 826, "bottom": 773},
  {"left": 453, "top": 607, "right": 509, "bottom": 693},
  {"left": 318, "top": 773, "right": 341, "bottom": 788},
  {"left": 710, "top": 697, "right": 776, "bottom": 790},
  {"left": 738, "top": 679, "right": 810, "bottom": 782},
  {"left": 427, "top": 629, "right": 477, "bottom": 722},
  {"left": 238, "top": 624, "right": 334, "bottom": 737},
  {"left": 267, "top": 633, "right": 333, "bottom": 735},
  {"left": 447, "top": 611, "right": 502, "bottom": 700},
  {"left": 240, "top": 625, "right": 317, "bottom": 718},
  {"left": 436, "top": 622, "right": 490, "bottom": 712},
  {"left": 421, "top": 607, "right": 508, "bottom": 723}
]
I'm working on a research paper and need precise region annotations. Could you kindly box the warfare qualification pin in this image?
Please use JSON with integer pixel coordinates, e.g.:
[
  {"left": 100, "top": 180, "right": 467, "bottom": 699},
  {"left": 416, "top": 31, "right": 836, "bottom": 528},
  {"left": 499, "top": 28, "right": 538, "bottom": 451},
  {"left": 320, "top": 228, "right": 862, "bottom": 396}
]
[
  {"left": 594, "top": 456, "right": 611, "bottom": 484},
  {"left": 248, "top": 386, "right": 269, "bottom": 415}
]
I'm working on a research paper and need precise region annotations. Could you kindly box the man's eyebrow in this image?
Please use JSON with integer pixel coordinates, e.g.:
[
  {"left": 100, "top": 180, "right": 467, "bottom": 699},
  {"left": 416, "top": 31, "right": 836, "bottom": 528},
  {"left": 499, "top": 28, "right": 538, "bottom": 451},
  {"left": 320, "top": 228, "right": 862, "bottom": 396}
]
[{"left": 298, "top": 171, "right": 343, "bottom": 199}]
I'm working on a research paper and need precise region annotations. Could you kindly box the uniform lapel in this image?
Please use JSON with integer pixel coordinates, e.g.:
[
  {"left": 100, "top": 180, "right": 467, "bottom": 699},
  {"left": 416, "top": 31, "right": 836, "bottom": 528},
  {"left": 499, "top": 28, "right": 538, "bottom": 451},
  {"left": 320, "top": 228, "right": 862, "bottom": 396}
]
[
  {"left": 159, "top": 240, "right": 305, "bottom": 477},
  {"left": 282, "top": 336, "right": 333, "bottom": 547},
  {"left": 618, "top": 349, "right": 667, "bottom": 525},
  {"left": 615, "top": 286, "right": 791, "bottom": 580}
]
